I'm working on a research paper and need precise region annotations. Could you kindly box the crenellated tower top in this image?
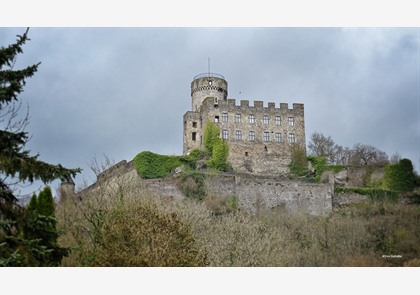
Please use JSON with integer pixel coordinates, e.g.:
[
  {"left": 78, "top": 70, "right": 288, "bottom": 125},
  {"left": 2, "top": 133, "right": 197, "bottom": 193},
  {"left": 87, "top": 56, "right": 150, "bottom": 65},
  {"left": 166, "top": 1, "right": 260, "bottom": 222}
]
[{"left": 191, "top": 73, "right": 228, "bottom": 112}]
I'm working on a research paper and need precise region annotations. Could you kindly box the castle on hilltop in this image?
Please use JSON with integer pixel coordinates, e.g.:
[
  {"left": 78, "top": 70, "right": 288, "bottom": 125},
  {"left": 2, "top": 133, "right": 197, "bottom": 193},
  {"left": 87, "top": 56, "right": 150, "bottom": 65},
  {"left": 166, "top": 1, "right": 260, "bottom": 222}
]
[{"left": 183, "top": 73, "right": 306, "bottom": 176}]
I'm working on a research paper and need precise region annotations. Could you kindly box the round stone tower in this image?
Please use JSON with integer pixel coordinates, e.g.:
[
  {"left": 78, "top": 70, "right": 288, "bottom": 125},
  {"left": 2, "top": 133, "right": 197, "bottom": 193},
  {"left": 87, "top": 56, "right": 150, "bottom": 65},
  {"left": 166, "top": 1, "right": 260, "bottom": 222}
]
[{"left": 191, "top": 73, "right": 228, "bottom": 111}]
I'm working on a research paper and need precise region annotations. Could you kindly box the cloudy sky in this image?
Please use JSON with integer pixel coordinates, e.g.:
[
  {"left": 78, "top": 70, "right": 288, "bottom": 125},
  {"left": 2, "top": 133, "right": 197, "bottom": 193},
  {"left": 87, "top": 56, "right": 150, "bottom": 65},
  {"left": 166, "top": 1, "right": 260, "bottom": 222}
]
[{"left": 1, "top": 27, "right": 419, "bottom": 194}]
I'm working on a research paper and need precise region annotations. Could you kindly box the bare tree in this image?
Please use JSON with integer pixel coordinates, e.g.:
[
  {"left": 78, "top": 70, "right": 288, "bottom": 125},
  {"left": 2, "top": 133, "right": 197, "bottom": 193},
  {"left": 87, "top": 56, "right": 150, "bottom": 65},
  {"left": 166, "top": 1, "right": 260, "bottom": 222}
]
[
  {"left": 349, "top": 143, "right": 389, "bottom": 166},
  {"left": 334, "top": 145, "right": 352, "bottom": 165},
  {"left": 390, "top": 152, "right": 401, "bottom": 164},
  {"left": 308, "top": 132, "right": 337, "bottom": 163}
]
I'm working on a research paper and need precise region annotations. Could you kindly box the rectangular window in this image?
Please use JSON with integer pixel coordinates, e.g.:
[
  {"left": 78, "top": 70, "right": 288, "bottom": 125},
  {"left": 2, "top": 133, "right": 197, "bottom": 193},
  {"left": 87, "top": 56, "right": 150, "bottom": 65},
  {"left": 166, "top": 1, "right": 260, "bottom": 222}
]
[
  {"left": 192, "top": 122, "right": 197, "bottom": 128},
  {"left": 263, "top": 132, "right": 270, "bottom": 142},
  {"left": 235, "top": 113, "right": 241, "bottom": 123},
  {"left": 235, "top": 130, "right": 242, "bottom": 140},
  {"left": 288, "top": 117, "right": 294, "bottom": 126},
  {"left": 222, "top": 129, "right": 229, "bottom": 140},
  {"left": 263, "top": 115, "right": 269, "bottom": 125},
  {"left": 249, "top": 114, "right": 255, "bottom": 124},
  {"left": 275, "top": 116, "right": 281, "bottom": 125},
  {"left": 192, "top": 132, "right": 197, "bottom": 141},
  {"left": 275, "top": 132, "right": 282, "bottom": 142},
  {"left": 214, "top": 116, "right": 219, "bottom": 123},
  {"left": 288, "top": 133, "right": 295, "bottom": 143},
  {"left": 248, "top": 131, "right": 255, "bottom": 141},
  {"left": 222, "top": 112, "right": 228, "bottom": 122}
]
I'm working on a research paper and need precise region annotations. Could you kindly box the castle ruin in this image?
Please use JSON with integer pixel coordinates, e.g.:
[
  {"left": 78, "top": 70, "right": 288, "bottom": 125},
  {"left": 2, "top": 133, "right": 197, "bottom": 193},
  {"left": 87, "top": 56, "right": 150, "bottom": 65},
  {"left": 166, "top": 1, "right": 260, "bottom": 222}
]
[{"left": 183, "top": 73, "right": 306, "bottom": 176}]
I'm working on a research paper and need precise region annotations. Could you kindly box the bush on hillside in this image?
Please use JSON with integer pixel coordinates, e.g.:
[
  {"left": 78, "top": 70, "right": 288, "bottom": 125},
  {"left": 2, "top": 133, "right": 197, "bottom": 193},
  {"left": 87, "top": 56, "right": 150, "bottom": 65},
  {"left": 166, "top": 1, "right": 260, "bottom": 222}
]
[
  {"left": 133, "top": 151, "right": 181, "bottom": 179},
  {"left": 384, "top": 158, "right": 416, "bottom": 192}
]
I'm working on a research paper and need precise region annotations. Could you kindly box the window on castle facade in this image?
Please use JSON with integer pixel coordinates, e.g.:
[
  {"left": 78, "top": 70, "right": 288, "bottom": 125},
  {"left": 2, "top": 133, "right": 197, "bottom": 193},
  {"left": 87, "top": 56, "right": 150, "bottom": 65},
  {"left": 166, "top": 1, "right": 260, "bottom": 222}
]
[
  {"left": 192, "top": 132, "right": 197, "bottom": 141},
  {"left": 235, "top": 113, "right": 241, "bottom": 123},
  {"left": 263, "top": 115, "right": 269, "bottom": 125},
  {"left": 275, "top": 116, "right": 281, "bottom": 125},
  {"left": 248, "top": 131, "right": 255, "bottom": 141},
  {"left": 214, "top": 116, "right": 219, "bottom": 123},
  {"left": 235, "top": 130, "right": 242, "bottom": 140},
  {"left": 222, "top": 129, "right": 229, "bottom": 140},
  {"left": 222, "top": 112, "right": 228, "bottom": 122},
  {"left": 249, "top": 114, "right": 255, "bottom": 124},
  {"left": 288, "top": 117, "right": 294, "bottom": 126},
  {"left": 288, "top": 133, "right": 295, "bottom": 143},
  {"left": 263, "top": 132, "right": 270, "bottom": 142},
  {"left": 275, "top": 132, "right": 282, "bottom": 142},
  {"left": 192, "top": 122, "right": 197, "bottom": 128}
]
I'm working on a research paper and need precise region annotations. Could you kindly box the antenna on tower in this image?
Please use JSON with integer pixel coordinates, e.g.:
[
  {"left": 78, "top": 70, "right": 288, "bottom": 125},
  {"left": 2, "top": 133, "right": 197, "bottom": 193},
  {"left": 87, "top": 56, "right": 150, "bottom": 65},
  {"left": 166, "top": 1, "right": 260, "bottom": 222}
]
[{"left": 208, "top": 57, "right": 211, "bottom": 77}]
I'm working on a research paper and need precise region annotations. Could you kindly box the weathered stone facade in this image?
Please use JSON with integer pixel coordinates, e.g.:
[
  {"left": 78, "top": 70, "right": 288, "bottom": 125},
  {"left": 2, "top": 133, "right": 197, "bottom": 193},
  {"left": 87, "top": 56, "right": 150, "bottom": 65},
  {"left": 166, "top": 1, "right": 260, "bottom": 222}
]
[{"left": 183, "top": 73, "right": 306, "bottom": 176}]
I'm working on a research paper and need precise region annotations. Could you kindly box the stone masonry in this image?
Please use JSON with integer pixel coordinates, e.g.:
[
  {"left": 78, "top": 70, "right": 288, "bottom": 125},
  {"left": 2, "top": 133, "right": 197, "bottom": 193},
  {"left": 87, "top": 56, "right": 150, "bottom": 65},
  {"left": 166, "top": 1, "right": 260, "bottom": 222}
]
[{"left": 183, "top": 73, "right": 306, "bottom": 177}]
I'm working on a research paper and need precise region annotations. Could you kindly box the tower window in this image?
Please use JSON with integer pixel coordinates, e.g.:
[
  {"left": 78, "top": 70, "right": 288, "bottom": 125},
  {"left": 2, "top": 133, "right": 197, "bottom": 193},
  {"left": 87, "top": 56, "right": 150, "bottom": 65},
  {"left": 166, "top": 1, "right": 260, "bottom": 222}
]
[
  {"left": 248, "top": 131, "right": 255, "bottom": 141},
  {"left": 192, "top": 122, "right": 197, "bottom": 128},
  {"left": 288, "top": 133, "right": 295, "bottom": 143},
  {"left": 275, "top": 116, "right": 281, "bottom": 125},
  {"left": 235, "top": 113, "right": 241, "bottom": 123},
  {"left": 235, "top": 130, "right": 242, "bottom": 140},
  {"left": 222, "top": 129, "right": 229, "bottom": 140},
  {"left": 249, "top": 114, "right": 255, "bottom": 124},
  {"left": 288, "top": 117, "right": 294, "bottom": 126},
  {"left": 245, "top": 152, "right": 249, "bottom": 157},
  {"left": 192, "top": 132, "right": 197, "bottom": 141},
  {"left": 214, "top": 116, "right": 219, "bottom": 123},
  {"left": 263, "top": 115, "right": 269, "bottom": 125},
  {"left": 222, "top": 112, "right": 228, "bottom": 122},
  {"left": 263, "top": 132, "right": 270, "bottom": 142}
]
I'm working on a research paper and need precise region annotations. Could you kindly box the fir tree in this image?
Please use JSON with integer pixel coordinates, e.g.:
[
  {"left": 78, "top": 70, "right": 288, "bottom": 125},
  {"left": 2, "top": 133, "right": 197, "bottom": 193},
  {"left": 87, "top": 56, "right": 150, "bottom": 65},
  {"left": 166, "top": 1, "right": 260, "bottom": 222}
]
[{"left": 0, "top": 28, "right": 81, "bottom": 266}]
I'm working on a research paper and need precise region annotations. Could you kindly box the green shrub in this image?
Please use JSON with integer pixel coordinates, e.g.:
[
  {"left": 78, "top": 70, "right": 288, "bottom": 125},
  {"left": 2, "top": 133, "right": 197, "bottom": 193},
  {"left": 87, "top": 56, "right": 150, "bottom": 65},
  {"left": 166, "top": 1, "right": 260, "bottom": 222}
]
[
  {"left": 203, "top": 121, "right": 220, "bottom": 155},
  {"left": 335, "top": 186, "right": 399, "bottom": 203},
  {"left": 307, "top": 156, "right": 346, "bottom": 182},
  {"left": 208, "top": 138, "right": 230, "bottom": 171},
  {"left": 289, "top": 144, "right": 308, "bottom": 176},
  {"left": 133, "top": 151, "right": 181, "bottom": 179},
  {"left": 384, "top": 158, "right": 416, "bottom": 192},
  {"left": 180, "top": 148, "right": 209, "bottom": 169},
  {"left": 176, "top": 172, "right": 206, "bottom": 200}
]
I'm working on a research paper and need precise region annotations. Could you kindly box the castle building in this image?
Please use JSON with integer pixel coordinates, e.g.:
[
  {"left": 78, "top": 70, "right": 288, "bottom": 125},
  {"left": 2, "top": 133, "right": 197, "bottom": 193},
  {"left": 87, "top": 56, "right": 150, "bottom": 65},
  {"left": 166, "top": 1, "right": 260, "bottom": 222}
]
[{"left": 183, "top": 73, "right": 306, "bottom": 176}]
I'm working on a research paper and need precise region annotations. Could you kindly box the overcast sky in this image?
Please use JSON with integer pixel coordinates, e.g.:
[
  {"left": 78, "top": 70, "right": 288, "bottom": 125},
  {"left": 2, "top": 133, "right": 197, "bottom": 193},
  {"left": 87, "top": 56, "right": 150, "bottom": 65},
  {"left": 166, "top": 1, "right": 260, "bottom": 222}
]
[{"left": 1, "top": 27, "right": 419, "bottom": 194}]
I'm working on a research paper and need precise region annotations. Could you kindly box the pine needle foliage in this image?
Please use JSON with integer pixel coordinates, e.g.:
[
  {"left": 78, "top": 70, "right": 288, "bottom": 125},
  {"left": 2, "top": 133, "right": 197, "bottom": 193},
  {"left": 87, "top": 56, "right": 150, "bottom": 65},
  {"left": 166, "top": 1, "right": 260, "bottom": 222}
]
[{"left": 0, "top": 28, "right": 80, "bottom": 266}]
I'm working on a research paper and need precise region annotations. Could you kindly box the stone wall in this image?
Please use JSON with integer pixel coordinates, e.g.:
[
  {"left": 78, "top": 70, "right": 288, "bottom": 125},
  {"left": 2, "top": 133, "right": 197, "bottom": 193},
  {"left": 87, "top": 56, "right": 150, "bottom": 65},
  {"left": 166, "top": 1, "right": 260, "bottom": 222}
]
[
  {"left": 183, "top": 74, "right": 306, "bottom": 177},
  {"left": 76, "top": 169, "right": 332, "bottom": 216},
  {"left": 203, "top": 174, "right": 332, "bottom": 216}
]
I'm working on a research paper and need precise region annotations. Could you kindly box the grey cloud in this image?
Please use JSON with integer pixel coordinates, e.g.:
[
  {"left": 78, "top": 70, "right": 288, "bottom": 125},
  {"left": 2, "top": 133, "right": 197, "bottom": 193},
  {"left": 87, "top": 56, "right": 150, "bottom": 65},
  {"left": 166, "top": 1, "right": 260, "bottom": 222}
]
[{"left": 1, "top": 27, "right": 418, "bottom": 194}]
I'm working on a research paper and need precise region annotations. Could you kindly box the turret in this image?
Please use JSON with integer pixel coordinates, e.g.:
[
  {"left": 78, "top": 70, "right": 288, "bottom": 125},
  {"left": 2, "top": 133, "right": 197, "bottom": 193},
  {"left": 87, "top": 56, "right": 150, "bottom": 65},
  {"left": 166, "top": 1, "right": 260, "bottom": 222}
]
[{"left": 190, "top": 73, "right": 228, "bottom": 112}]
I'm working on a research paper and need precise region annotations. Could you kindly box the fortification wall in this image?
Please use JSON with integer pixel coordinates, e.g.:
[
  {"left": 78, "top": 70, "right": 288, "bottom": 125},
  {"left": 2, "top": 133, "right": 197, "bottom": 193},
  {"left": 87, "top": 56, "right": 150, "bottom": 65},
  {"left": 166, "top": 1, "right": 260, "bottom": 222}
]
[{"left": 204, "top": 174, "right": 332, "bottom": 216}]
